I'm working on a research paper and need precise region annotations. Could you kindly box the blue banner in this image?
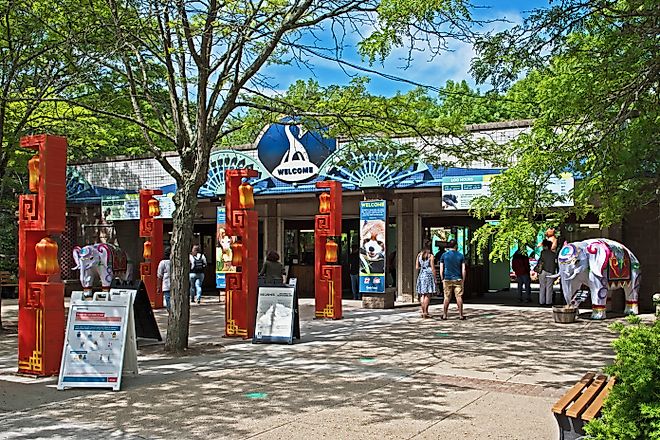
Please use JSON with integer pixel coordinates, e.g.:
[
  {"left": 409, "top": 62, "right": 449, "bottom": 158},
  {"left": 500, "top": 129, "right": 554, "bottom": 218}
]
[
  {"left": 359, "top": 200, "right": 387, "bottom": 293},
  {"left": 216, "top": 207, "right": 236, "bottom": 289}
]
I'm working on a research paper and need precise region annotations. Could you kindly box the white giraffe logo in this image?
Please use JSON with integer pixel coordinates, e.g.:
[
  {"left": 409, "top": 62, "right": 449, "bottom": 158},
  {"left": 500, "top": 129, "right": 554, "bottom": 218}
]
[{"left": 272, "top": 124, "right": 319, "bottom": 182}]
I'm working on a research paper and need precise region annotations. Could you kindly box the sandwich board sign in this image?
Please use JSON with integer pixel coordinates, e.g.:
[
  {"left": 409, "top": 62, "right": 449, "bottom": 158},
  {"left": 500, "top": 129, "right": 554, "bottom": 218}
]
[
  {"left": 58, "top": 289, "right": 138, "bottom": 391},
  {"left": 253, "top": 279, "right": 300, "bottom": 344}
]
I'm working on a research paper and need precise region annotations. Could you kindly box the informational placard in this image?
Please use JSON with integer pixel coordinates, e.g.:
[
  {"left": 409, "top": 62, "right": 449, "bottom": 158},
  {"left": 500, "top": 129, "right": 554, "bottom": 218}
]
[
  {"left": 441, "top": 173, "right": 574, "bottom": 210},
  {"left": 58, "top": 289, "right": 138, "bottom": 391},
  {"left": 101, "top": 194, "right": 140, "bottom": 221},
  {"left": 253, "top": 284, "right": 299, "bottom": 344},
  {"left": 216, "top": 206, "right": 237, "bottom": 288},
  {"left": 153, "top": 193, "right": 176, "bottom": 219},
  {"left": 359, "top": 200, "right": 387, "bottom": 293}
]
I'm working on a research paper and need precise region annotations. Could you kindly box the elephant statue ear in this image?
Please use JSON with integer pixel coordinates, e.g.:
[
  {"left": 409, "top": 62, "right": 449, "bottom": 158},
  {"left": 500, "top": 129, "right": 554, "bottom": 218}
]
[
  {"left": 558, "top": 244, "right": 577, "bottom": 264},
  {"left": 72, "top": 246, "right": 82, "bottom": 270},
  {"left": 587, "top": 240, "right": 611, "bottom": 278}
]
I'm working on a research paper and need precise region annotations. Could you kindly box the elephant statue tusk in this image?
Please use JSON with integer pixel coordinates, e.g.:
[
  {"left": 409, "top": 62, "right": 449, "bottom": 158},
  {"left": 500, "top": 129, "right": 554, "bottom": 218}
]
[{"left": 546, "top": 273, "right": 560, "bottom": 279}]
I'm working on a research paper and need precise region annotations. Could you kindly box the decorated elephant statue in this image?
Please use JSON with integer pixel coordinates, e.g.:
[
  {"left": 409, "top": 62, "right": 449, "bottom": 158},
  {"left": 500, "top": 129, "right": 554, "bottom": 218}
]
[
  {"left": 72, "top": 243, "right": 131, "bottom": 290},
  {"left": 553, "top": 238, "right": 641, "bottom": 319}
]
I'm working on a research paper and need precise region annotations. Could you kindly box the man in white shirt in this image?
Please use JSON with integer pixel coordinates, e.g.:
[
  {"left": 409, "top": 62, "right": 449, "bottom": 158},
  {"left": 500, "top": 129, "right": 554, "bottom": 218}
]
[{"left": 157, "top": 247, "right": 172, "bottom": 310}]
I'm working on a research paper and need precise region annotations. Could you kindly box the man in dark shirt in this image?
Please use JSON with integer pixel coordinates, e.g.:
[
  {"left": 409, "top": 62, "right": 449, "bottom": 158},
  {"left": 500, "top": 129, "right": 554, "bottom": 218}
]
[
  {"left": 439, "top": 239, "right": 466, "bottom": 320},
  {"left": 348, "top": 244, "right": 361, "bottom": 300},
  {"left": 538, "top": 239, "right": 557, "bottom": 305},
  {"left": 512, "top": 249, "right": 532, "bottom": 303}
]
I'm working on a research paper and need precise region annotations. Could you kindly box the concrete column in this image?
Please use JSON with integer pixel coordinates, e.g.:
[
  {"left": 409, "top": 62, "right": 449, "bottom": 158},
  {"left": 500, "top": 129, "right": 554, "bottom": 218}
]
[
  {"left": 276, "top": 203, "right": 284, "bottom": 259},
  {"left": 265, "top": 200, "right": 278, "bottom": 252},
  {"left": 399, "top": 194, "right": 416, "bottom": 302}
]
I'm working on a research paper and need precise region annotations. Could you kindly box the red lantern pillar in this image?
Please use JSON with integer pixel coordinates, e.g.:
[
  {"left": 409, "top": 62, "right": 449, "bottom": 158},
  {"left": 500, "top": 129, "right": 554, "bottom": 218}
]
[
  {"left": 315, "top": 181, "right": 342, "bottom": 319},
  {"left": 224, "top": 169, "right": 258, "bottom": 338},
  {"left": 139, "top": 190, "right": 164, "bottom": 309},
  {"left": 18, "top": 135, "right": 67, "bottom": 376}
]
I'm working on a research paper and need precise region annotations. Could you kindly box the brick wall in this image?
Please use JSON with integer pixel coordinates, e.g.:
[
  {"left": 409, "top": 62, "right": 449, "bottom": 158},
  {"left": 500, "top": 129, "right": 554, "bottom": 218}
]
[{"left": 623, "top": 202, "right": 660, "bottom": 311}]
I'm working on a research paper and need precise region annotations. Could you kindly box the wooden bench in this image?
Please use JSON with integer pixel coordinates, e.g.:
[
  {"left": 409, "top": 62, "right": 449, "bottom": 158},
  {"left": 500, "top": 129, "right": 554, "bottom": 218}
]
[
  {"left": 0, "top": 271, "right": 18, "bottom": 298},
  {"left": 552, "top": 372, "right": 615, "bottom": 440}
]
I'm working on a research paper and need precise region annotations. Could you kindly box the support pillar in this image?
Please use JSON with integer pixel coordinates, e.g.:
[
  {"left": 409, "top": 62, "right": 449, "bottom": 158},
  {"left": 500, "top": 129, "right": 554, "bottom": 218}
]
[
  {"left": 18, "top": 135, "right": 67, "bottom": 376},
  {"left": 315, "top": 181, "right": 342, "bottom": 319},
  {"left": 399, "top": 194, "right": 416, "bottom": 303},
  {"left": 139, "top": 190, "right": 164, "bottom": 309},
  {"left": 225, "top": 169, "right": 259, "bottom": 338}
]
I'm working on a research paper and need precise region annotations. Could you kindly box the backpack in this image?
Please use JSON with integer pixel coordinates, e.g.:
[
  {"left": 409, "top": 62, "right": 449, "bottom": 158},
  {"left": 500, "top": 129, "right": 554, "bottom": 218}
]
[{"left": 191, "top": 255, "right": 206, "bottom": 273}]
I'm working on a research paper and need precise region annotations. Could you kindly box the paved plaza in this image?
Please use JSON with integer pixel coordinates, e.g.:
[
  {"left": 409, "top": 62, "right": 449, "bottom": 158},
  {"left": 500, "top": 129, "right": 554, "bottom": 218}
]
[{"left": 0, "top": 296, "right": 654, "bottom": 439}]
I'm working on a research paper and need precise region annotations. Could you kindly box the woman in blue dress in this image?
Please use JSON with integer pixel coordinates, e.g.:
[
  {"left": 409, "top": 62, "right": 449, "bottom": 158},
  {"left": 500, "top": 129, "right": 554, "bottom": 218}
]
[{"left": 416, "top": 241, "right": 437, "bottom": 318}]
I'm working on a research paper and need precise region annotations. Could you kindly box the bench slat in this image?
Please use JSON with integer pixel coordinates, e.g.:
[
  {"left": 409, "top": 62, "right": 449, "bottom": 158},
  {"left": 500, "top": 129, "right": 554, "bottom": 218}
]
[
  {"left": 552, "top": 373, "right": 595, "bottom": 414},
  {"left": 581, "top": 376, "right": 615, "bottom": 421},
  {"left": 566, "top": 374, "right": 607, "bottom": 418}
]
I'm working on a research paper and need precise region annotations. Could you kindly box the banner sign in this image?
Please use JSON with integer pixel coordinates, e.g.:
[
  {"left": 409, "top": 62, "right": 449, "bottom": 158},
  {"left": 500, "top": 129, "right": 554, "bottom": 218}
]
[
  {"left": 253, "top": 284, "right": 299, "bottom": 344},
  {"left": 216, "top": 207, "right": 236, "bottom": 289},
  {"left": 101, "top": 194, "right": 140, "bottom": 221},
  {"left": 58, "top": 289, "right": 138, "bottom": 391},
  {"left": 442, "top": 173, "right": 574, "bottom": 210},
  {"left": 359, "top": 200, "right": 387, "bottom": 293}
]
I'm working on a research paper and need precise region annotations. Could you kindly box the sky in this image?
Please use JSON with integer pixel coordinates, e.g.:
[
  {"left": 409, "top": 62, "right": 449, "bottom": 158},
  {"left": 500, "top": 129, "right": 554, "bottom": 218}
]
[{"left": 262, "top": 0, "right": 551, "bottom": 97}]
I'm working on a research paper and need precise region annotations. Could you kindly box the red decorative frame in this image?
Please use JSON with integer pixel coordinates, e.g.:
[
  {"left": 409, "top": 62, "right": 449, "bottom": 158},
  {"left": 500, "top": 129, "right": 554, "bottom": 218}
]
[
  {"left": 315, "top": 181, "right": 342, "bottom": 319},
  {"left": 224, "top": 169, "right": 258, "bottom": 338},
  {"left": 18, "top": 135, "right": 67, "bottom": 376}
]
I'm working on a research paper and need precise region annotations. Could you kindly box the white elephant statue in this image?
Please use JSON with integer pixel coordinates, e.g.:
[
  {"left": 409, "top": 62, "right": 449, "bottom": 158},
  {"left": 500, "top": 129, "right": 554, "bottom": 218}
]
[
  {"left": 553, "top": 238, "right": 641, "bottom": 319},
  {"left": 72, "top": 243, "right": 131, "bottom": 291}
]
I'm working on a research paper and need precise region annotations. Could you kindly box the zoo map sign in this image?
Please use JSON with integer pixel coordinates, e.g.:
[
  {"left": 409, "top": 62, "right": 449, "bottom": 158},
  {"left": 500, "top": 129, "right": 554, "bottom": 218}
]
[{"left": 441, "top": 173, "right": 574, "bottom": 210}]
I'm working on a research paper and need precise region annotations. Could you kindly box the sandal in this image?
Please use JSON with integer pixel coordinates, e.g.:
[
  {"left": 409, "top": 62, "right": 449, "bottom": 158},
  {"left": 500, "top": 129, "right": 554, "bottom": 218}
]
[
  {"left": 459, "top": 316, "right": 467, "bottom": 320},
  {"left": 440, "top": 315, "right": 447, "bottom": 320}
]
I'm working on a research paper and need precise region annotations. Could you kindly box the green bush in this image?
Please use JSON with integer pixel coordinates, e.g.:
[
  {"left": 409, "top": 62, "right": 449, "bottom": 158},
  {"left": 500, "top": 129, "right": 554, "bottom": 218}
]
[{"left": 585, "top": 316, "right": 660, "bottom": 439}]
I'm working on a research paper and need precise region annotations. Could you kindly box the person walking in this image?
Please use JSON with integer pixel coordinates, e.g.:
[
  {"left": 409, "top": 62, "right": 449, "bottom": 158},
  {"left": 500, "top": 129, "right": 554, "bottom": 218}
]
[
  {"left": 512, "top": 248, "right": 532, "bottom": 303},
  {"left": 348, "top": 244, "right": 361, "bottom": 300},
  {"left": 415, "top": 241, "right": 436, "bottom": 318},
  {"left": 538, "top": 239, "right": 557, "bottom": 306},
  {"left": 439, "top": 239, "right": 466, "bottom": 320},
  {"left": 157, "top": 247, "right": 172, "bottom": 310},
  {"left": 259, "top": 250, "right": 285, "bottom": 285},
  {"left": 189, "top": 244, "right": 207, "bottom": 304}
]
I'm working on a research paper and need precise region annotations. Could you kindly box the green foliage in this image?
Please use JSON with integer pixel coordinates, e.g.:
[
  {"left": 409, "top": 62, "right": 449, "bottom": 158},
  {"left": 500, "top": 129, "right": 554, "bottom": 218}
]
[
  {"left": 469, "top": 0, "right": 659, "bottom": 258},
  {"left": 585, "top": 318, "right": 660, "bottom": 440}
]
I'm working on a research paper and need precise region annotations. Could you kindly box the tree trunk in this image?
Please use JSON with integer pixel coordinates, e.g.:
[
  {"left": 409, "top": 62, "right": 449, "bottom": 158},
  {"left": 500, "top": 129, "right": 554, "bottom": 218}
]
[{"left": 164, "top": 182, "right": 198, "bottom": 352}]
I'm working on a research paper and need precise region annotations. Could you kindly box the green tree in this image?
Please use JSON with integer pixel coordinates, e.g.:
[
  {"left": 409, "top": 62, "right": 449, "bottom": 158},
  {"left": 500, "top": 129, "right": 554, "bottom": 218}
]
[
  {"left": 50, "top": 0, "right": 484, "bottom": 352},
  {"left": 469, "top": 0, "right": 659, "bottom": 259},
  {"left": 585, "top": 317, "right": 660, "bottom": 439}
]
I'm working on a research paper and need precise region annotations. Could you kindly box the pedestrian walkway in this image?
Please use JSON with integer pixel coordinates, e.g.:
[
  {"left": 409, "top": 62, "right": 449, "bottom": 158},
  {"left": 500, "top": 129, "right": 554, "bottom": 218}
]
[{"left": 0, "top": 297, "right": 652, "bottom": 439}]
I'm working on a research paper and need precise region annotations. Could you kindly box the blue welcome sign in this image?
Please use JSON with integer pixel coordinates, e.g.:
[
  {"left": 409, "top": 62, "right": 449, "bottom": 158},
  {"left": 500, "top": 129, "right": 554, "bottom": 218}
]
[{"left": 359, "top": 200, "right": 387, "bottom": 293}]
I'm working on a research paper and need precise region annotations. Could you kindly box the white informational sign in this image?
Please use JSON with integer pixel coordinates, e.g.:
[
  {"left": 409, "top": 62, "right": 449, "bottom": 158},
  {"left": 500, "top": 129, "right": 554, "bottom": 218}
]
[
  {"left": 253, "top": 285, "right": 296, "bottom": 344},
  {"left": 441, "top": 173, "right": 574, "bottom": 210},
  {"left": 58, "top": 289, "right": 138, "bottom": 391},
  {"left": 101, "top": 194, "right": 140, "bottom": 221},
  {"left": 154, "top": 193, "right": 176, "bottom": 219}
]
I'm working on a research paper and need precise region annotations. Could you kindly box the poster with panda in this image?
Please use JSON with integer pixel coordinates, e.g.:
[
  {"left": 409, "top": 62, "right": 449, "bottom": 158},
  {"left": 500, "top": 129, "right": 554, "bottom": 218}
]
[
  {"left": 359, "top": 200, "right": 386, "bottom": 293},
  {"left": 216, "top": 207, "right": 236, "bottom": 289}
]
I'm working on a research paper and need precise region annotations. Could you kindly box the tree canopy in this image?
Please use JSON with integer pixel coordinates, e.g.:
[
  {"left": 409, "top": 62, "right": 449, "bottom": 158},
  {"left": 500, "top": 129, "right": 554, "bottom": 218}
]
[{"left": 469, "top": 0, "right": 659, "bottom": 259}]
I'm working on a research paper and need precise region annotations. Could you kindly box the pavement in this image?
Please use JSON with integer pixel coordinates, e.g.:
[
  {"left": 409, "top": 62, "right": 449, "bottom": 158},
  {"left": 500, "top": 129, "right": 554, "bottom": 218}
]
[{"left": 0, "top": 294, "right": 654, "bottom": 440}]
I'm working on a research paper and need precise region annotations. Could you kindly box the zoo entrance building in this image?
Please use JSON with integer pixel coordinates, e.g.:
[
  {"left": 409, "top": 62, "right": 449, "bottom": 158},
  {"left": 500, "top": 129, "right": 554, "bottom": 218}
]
[{"left": 62, "top": 120, "right": 659, "bottom": 311}]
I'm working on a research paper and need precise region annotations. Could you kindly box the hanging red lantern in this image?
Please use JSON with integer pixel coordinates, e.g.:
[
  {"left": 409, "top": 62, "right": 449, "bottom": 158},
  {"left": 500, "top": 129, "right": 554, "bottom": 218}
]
[
  {"left": 143, "top": 240, "right": 152, "bottom": 259},
  {"left": 231, "top": 241, "right": 243, "bottom": 267},
  {"left": 35, "top": 236, "right": 60, "bottom": 275},
  {"left": 319, "top": 192, "right": 331, "bottom": 214},
  {"left": 148, "top": 198, "right": 161, "bottom": 217},
  {"left": 28, "top": 154, "right": 40, "bottom": 193},
  {"left": 325, "top": 239, "right": 338, "bottom": 263},
  {"left": 238, "top": 182, "right": 254, "bottom": 209}
]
